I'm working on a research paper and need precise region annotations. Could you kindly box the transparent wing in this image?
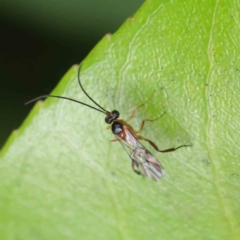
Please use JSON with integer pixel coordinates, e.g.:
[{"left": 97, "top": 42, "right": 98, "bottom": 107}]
[{"left": 116, "top": 129, "right": 165, "bottom": 181}]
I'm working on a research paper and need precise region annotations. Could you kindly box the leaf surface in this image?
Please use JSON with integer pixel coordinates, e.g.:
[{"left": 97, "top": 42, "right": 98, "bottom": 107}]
[{"left": 1, "top": 0, "right": 240, "bottom": 239}]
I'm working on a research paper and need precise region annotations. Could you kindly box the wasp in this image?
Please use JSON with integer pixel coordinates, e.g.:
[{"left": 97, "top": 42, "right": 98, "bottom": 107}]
[{"left": 26, "top": 64, "right": 190, "bottom": 181}]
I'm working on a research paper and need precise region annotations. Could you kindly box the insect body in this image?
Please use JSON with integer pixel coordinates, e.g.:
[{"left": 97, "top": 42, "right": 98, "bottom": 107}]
[
  {"left": 26, "top": 64, "right": 190, "bottom": 181},
  {"left": 112, "top": 120, "right": 165, "bottom": 180}
]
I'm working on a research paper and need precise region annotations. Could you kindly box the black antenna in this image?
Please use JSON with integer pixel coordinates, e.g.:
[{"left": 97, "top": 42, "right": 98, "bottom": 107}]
[
  {"left": 25, "top": 95, "right": 107, "bottom": 114},
  {"left": 25, "top": 64, "right": 109, "bottom": 115},
  {"left": 78, "top": 63, "right": 108, "bottom": 112}
]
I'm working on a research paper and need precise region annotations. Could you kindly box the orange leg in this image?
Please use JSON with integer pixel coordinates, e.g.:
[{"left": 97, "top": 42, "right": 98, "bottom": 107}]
[
  {"left": 136, "top": 135, "right": 192, "bottom": 153},
  {"left": 135, "top": 112, "right": 165, "bottom": 134},
  {"left": 110, "top": 138, "right": 119, "bottom": 142},
  {"left": 125, "top": 91, "right": 155, "bottom": 123}
]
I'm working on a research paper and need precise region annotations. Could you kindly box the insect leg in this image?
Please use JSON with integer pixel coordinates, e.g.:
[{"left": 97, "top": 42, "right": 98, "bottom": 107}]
[
  {"left": 137, "top": 135, "right": 191, "bottom": 152},
  {"left": 125, "top": 91, "right": 155, "bottom": 123},
  {"left": 110, "top": 139, "right": 119, "bottom": 142},
  {"left": 132, "top": 160, "right": 141, "bottom": 175},
  {"left": 135, "top": 112, "right": 165, "bottom": 134}
]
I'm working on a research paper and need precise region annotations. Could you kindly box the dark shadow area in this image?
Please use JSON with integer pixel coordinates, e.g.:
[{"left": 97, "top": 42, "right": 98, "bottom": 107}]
[{"left": 0, "top": 1, "right": 143, "bottom": 148}]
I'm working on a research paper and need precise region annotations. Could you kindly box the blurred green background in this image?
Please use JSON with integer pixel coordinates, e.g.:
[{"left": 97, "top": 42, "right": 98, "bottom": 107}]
[{"left": 0, "top": 0, "right": 143, "bottom": 149}]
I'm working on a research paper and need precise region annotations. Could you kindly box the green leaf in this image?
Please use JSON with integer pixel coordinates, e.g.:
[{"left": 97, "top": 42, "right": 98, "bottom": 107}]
[{"left": 1, "top": 0, "right": 240, "bottom": 239}]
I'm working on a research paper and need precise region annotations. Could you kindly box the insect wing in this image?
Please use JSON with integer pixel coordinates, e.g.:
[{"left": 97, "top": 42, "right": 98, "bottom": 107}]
[
  {"left": 116, "top": 129, "right": 165, "bottom": 181},
  {"left": 131, "top": 147, "right": 165, "bottom": 181}
]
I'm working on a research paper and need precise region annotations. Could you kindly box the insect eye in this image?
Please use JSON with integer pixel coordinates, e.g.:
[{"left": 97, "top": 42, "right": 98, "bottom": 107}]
[
  {"left": 105, "top": 116, "right": 112, "bottom": 124},
  {"left": 105, "top": 110, "right": 120, "bottom": 124},
  {"left": 112, "top": 122, "right": 123, "bottom": 135},
  {"left": 112, "top": 110, "right": 120, "bottom": 118}
]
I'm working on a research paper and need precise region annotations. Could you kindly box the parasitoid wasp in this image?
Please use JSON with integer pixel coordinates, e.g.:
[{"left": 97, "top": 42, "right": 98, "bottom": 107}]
[{"left": 26, "top": 64, "right": 191, "bottom": 181}]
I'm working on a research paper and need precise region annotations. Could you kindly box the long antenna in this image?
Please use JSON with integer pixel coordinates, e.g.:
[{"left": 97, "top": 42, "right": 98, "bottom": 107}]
[
  {"left": 78, "top": 63, "right": 108, "bottom": 112},
  {"left": 25, "top": 94, "right": 107, "bottom": 114},
  {"left": 25, "top": 64, "right": 110, "bottom": 115}
]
